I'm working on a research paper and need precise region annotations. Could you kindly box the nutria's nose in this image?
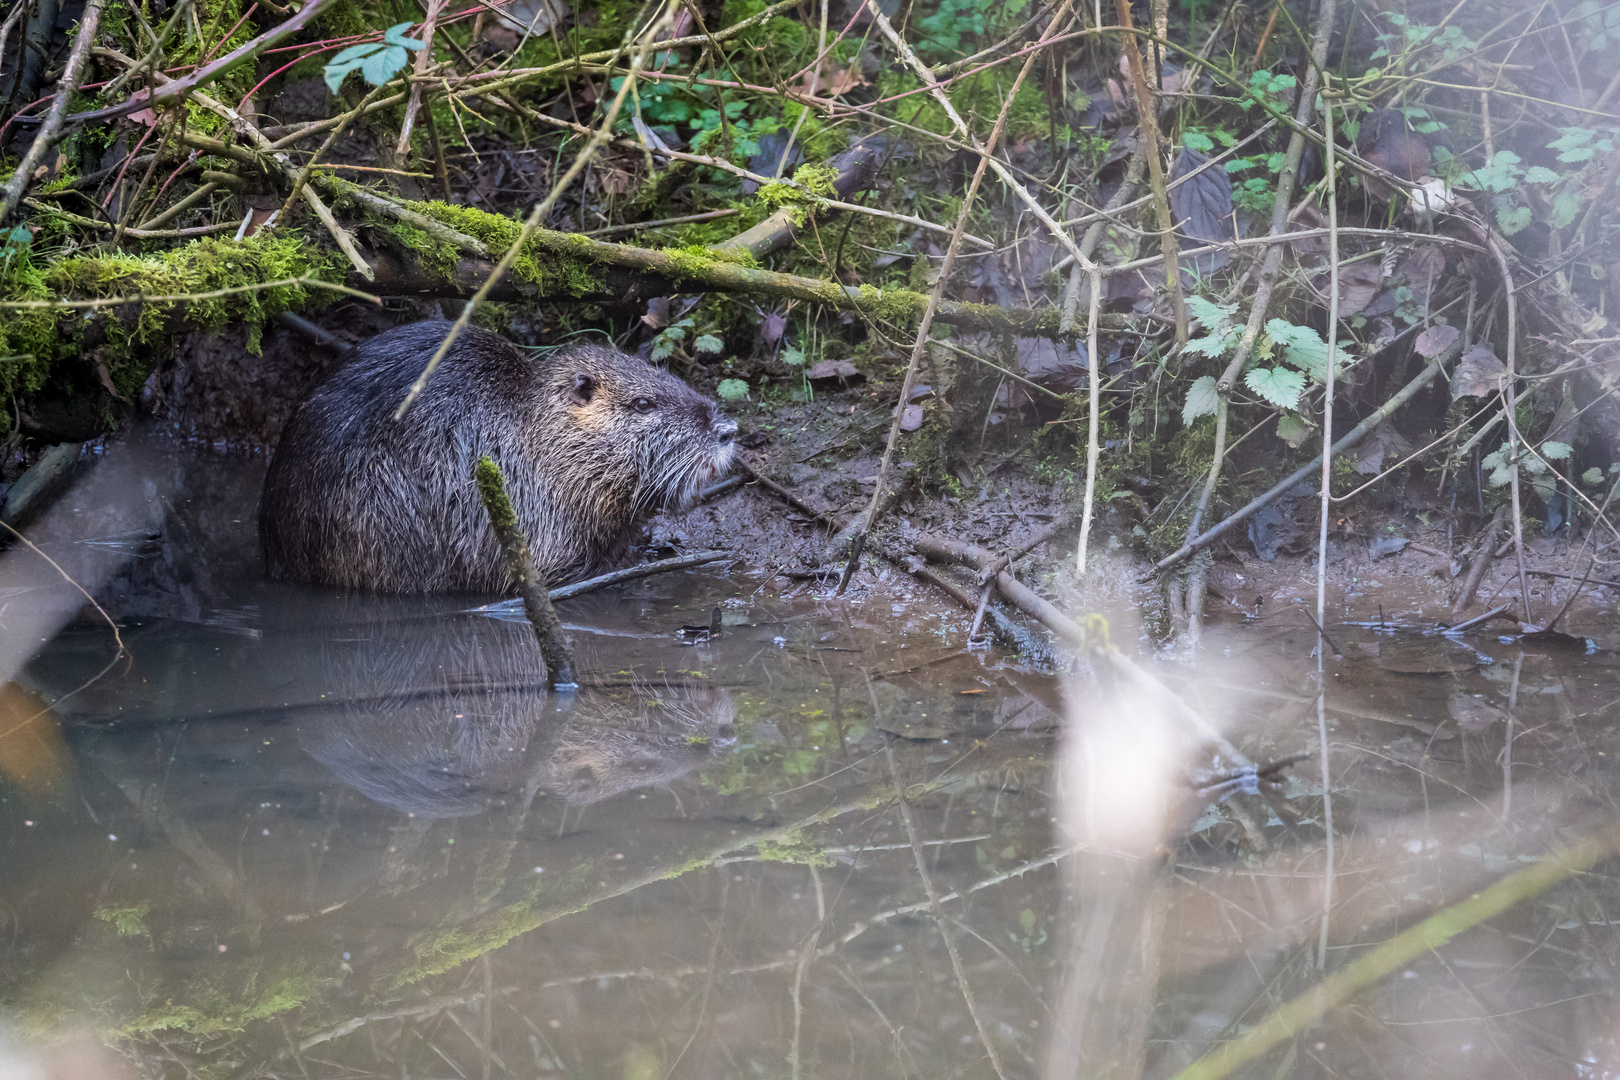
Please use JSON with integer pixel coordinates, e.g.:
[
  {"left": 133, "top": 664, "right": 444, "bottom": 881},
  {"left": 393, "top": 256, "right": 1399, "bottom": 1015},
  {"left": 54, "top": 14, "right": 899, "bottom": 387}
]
[{"left": 714, "top": 417, "right": 738, "bottom": 444}]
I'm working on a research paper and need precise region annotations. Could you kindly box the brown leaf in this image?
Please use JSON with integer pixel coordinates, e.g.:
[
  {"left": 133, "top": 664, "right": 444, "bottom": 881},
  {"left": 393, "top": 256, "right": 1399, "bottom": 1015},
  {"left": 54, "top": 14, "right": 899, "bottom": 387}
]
[
  {"left": 761, "top": 311, "right": 787, "bottom": 344},
  {"left": 1451, "top": 344, "right": 1508, "bottom": 399},
  {"left": 893, "top": 402, "right": 925, "bottom": 432},
  {"left": 1348, "top": 420, "right": 1412, "bottom": 475},
  {"left": 1414, "top": 323, "right": 1459, "bottom": 359},
  {"left": 1334, "top": 260, "right": 1382, "bottom": 316},
  {"left": 1401, "top": 246, "right": 1446, "bottom": 311},
  {"left": 806, "top": 359, "right": 861, "bottom": 384},
  {"left": 801, "top": 62, "right": 866, "bottom": 98},
  {"left": 94, "top": 361, "right": 127, "bottom": 402}
]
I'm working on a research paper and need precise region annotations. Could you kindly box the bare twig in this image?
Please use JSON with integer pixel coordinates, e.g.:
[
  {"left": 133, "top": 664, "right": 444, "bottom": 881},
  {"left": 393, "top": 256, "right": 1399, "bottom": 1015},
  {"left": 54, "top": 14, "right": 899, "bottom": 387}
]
[
  {"left": 395, "top": 0, "right": 448, "bottom": 159},
  {"left": 837, "top": 0, "right": 1075, "bottom": 594},
  {"left": 0, "top": 0, "right": 105, "bottom": 226},
  {"left": 1113, "top": 0, "right": 1186, "bottom": 344},
  {"left": 64, "top": 0, "right": 335, "bottom": 125}
]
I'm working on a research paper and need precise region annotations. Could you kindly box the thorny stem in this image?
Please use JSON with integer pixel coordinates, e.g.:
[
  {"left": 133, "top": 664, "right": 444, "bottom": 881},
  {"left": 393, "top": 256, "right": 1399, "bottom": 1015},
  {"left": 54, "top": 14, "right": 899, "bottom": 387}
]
[{"left": 1482, "top": 229, "right": 1533, "bottom": 620}]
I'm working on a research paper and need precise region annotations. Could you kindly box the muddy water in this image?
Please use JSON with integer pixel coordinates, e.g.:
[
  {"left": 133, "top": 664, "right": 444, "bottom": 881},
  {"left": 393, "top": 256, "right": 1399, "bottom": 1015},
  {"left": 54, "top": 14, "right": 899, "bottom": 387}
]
[{"left": 3, "top": 441, "right": 1620, "bottom": 1080}]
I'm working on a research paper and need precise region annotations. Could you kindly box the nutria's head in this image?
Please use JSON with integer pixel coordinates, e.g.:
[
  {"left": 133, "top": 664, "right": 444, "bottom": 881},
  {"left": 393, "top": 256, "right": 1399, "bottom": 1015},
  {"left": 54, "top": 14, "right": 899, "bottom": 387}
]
[{"left": 532, "top": 343, "right": 737, "bottom": 517}]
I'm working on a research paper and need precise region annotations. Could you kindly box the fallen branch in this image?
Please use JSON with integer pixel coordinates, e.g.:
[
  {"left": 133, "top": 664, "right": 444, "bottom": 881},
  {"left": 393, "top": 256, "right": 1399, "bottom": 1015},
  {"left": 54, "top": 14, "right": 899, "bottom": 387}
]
[
  {"left": 1170, "top": 817, "right": 1620, "bottom": 1080},
  {"left": 916, "top": 533, "right": 1255, "bottom": 770},
  {"left": 546, "top": 550, "right": 734, "bottom": 602},
  {"left": 474, "top": 456, "right": 577, "bottom": 689},
  {"left": 1451, "top": 504, "right": 1509, "bottom": 615}
]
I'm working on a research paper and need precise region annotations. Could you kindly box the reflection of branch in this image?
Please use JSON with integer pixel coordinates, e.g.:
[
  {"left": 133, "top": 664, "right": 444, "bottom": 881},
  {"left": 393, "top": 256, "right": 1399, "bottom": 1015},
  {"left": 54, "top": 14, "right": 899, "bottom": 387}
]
[
  {"left": 884, "top": 739, "right": 1011, "bottom": 1080},
  {"left": 1171, "top": 817, "right": 1620, "bottom": 1080}
]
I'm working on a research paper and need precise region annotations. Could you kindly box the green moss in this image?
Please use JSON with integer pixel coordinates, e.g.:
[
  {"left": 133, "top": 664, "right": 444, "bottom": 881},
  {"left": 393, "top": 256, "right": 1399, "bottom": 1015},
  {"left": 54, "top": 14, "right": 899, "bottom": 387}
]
[
  {"left": 403, "top": 201, "right": 607, "bottom": 296},
  {"left": 756, "top": 163, "right": 840, "bottom": 227},
  {"left": 0, "top": 232, "right": 338, "bottom": 430}
]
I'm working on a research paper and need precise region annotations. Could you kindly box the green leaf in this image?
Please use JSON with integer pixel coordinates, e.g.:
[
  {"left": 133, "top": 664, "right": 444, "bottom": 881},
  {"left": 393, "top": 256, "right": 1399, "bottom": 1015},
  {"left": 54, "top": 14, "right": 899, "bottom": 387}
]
[
  {"left": 1244, "top": 366, "right": 1305, "bottom": 410},
  {"left": 1276, "top": 413, "right": 1313, "bottom": 447},
  {"left": 781, "top": 344, "right": 806, "bottom": 366},
  {"left": 1184, "top": 294, "right": 1237, "bottom": 330},
  {"left": 323, "top": 23, "right": 420, "bottom": 92},
  {"left": 1264, "top": 319, "right": 1330, "bottom": 379},
  {"left": 1523, "top": 165, "right": 1561, "bottom": 184},
  {"left": 693, "top": 334, "right": 725, "bottom": 355},
  {"left": 1182, "top": 375, "right": 1219, "bottom": 425},
  {"left": 1183, "top": 333, "right": 1233, "bottom": 359},
  {"left": 1542, "top": 440, "right": 1573, "bottom": 460},
  {"left": 1552, "top": 190, "right": 1582, "bottom": 229},
  {"left": 382, "top": 21, "right": 427, "bottom": 50},
  {"left": 715, "top": 378, "right": 750, "bottom": 402},
  {"left": 1497, "top": 205, "right": 1532, "bottom": 235},
  {"left": 1183, "top": 131, "right": 1215, "bottom": 153},
  {"left": 1583, "top": 467, "right": 1604, "bottom": 485},
  {"left": 1461, "top": 151, "right": 1521, "bottom": 193},
  {"left": 1550, "top": 127, "right": 1597, "bottom": 163}
]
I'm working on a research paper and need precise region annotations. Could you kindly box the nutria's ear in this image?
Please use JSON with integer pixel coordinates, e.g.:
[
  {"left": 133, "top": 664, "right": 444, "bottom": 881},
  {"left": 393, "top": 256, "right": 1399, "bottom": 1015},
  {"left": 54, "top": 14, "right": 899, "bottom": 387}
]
[{"left": 568, "top": 372, "right": 596, "bottom": 406}]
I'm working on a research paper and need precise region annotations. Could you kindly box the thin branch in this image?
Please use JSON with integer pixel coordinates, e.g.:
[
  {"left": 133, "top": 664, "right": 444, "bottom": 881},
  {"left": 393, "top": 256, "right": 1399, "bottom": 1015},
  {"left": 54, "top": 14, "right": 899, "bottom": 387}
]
[{"left": 0, "top": 0, "right": 106, "bottom": 226}]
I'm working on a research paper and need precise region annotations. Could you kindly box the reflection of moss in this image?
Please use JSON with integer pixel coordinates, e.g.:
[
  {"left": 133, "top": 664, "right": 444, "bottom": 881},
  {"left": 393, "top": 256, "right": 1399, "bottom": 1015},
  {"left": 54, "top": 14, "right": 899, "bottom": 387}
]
[
  {"left": 118, "top": 968, "right": 338, "bottom": 1039},
  {"left": 754, "top": 832, "right": 835, "bottom": 867}
]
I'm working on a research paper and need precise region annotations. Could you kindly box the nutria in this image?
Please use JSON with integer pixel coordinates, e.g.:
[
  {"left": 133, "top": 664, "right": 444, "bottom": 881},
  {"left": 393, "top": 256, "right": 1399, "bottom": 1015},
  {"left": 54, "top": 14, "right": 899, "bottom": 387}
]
[{"left": 259, "top": 322, "right": 737, "bottom": 593}]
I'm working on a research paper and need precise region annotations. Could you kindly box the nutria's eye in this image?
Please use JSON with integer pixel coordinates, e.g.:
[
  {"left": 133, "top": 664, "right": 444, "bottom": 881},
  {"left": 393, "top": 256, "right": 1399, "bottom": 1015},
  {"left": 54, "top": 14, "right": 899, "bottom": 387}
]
[
  {"left": 568, "top": 372, "right": 596, "bottom": 406},
  {"left": 631, "top": 396, "right": 656, "bottom": 414}
]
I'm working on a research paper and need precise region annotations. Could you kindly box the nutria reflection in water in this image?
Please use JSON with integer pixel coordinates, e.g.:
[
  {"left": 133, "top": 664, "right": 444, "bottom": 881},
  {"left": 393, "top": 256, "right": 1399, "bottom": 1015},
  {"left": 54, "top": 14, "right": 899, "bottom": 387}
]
[{"left": 296, "top": 612, "right": 736, "bottom": 818}]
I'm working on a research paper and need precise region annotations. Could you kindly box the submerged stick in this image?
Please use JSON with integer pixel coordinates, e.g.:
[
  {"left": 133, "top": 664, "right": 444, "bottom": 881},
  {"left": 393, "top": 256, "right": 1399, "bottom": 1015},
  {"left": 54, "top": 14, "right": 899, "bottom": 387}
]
[
  {"left": 474, "top": 456, "right": 578, "bottom": 688},
  {"left": 1171, "top": 816, "right": 1620, "bottom": 1080}
]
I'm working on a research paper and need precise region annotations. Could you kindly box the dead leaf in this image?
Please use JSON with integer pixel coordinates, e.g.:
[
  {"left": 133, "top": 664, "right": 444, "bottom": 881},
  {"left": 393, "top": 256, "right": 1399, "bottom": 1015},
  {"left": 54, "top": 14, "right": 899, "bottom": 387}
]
[
  {"left": 1414, "top": 323, "right": 1459, "bottom": 359},
  {"left": 1169, "top": 147, "right": 1234, "bottom": 276},
  {"left": 801, "top": 61, "right": 866, "bottom": 98},
  {"left": 1401, "top": 246, "right": 1446, "bottom": 311},
  {"left": 761, "top": 311, "right": 787, "bottom": 344},
  {"left": 127, "top": 107, "right": 159, "bottom": 127},
  {"left": 642, "top": 297, "right": 672, "bottom": 329},
  {"left": 1348, "top": 420, "right": 1412, "bottom": 474},
  {"left": 94, "top": 361, "right": 128, "bottom": 402},
  {"left": 1451, "top": 344, "right": 1508, "bottom": 399},
  {"left": 894, "top": 402, "right": 925, "bottom": 431},
  {"left": 1334, "top": 260, "right": 1382, "bottom": 316},
  {"left": 806, "top": 359, "right": 861, "bottom": 384}
]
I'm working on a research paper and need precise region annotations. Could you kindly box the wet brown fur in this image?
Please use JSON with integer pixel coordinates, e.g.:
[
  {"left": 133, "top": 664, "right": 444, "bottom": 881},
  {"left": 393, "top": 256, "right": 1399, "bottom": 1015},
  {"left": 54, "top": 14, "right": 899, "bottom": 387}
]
[{"left": 259, "top": 322, "right": 737, "bottom": 593}]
